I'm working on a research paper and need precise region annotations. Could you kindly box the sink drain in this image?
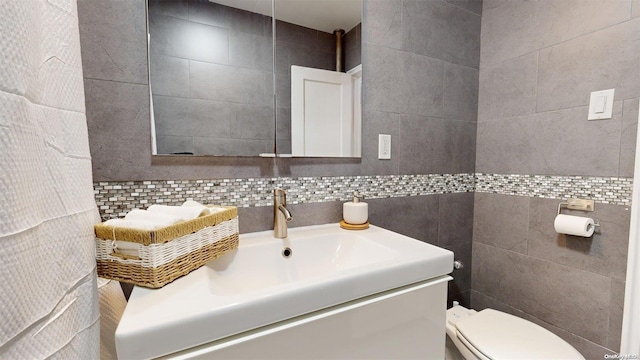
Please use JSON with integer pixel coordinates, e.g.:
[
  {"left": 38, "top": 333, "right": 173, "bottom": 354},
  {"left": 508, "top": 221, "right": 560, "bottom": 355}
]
[{"left": 282, "top": 247, "right": 293, "bottom": 258}]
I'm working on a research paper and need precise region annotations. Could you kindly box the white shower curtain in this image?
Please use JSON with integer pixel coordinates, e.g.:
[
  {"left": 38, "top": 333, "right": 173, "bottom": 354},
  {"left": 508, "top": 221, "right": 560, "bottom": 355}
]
[{"left": 0, "top": 0, "right": 100, "bottom": 358}]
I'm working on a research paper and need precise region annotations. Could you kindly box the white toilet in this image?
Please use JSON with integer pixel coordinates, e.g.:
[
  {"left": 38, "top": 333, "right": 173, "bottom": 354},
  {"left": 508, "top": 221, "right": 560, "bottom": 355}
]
[{"left": 446, "top": 305, "right": 585, "bottom": 360}]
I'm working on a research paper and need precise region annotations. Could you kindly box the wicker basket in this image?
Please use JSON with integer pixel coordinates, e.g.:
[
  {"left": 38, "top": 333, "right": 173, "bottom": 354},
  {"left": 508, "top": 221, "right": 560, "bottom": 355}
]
[{"left": 94, "top": 206, "right": 239, "bottom": 288}]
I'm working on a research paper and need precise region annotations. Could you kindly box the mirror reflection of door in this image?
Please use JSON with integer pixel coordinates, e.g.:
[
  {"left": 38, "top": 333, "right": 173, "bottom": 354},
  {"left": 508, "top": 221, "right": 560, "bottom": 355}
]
[
  {"left": 291, "top": 65, "right": 361, "bottom": 157},
  {"left": 274, "top": 0, "right": 362, "bottom": 157}
]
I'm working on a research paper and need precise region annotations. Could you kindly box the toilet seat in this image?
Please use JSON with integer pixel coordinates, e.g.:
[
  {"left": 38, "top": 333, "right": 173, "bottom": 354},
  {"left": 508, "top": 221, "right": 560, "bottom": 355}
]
[{"left": 455, "top": 309, "right": 584, "bottom": 360}]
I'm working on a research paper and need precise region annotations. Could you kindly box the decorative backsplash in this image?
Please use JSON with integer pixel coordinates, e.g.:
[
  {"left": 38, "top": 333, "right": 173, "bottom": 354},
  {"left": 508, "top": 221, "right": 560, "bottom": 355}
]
[
  {"left": 94, "top": 173, "right": 474, "bottom": 219},
  {"left": 475, "top": 173, "right": 633, "bottom": 205},
  {"left": 94, "top": 173, "right": 633, "bottom": 220}
]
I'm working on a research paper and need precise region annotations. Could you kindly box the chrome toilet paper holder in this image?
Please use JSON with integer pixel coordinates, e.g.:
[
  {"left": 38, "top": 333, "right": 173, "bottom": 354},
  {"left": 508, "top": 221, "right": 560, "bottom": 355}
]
[{"left": 557, "top": 198, "right": 600, "bottom": 228}]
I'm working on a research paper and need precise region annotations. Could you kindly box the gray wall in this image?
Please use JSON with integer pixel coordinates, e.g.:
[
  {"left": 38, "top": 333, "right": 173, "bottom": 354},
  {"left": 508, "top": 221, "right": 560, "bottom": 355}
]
[
  {"left": 473, "top": 0, "right": 640, "bottom": 357},
  {"left": 79, "top": 0, "right": 480, "bottom": 307}
]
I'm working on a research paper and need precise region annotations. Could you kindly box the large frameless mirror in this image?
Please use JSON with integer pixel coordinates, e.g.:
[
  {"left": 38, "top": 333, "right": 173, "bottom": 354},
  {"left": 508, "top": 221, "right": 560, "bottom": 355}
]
[{"left": 147, "top": 0, "right": 362, "bottom": 158}]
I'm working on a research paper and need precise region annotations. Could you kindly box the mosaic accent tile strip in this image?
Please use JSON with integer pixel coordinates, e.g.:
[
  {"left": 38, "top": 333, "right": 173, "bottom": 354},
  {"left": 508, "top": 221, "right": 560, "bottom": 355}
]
[
  {"left": 475, "top": 173, "right": 633, "bottom": 205},
  {"left": 93, "top": 173, "right": 633, "bottom": 220},
  {"left": 94, "top": 174, "right": 474, "bottom": 220}
]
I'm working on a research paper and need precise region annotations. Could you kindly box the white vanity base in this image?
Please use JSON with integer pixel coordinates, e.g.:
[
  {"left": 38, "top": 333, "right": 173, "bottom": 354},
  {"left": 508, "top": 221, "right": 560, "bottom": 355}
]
[{"left": 160, "top": 276, "right": 450, "bottom": 359}]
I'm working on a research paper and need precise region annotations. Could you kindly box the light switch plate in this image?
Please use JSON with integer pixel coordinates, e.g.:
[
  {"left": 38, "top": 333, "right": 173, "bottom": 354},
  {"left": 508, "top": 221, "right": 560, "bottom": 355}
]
[
  {"left": 588, "top": 89, "right": 615, "bottom": 120},
  {"left": 378, "top": 134, "right": 391, "bottom": 159}
]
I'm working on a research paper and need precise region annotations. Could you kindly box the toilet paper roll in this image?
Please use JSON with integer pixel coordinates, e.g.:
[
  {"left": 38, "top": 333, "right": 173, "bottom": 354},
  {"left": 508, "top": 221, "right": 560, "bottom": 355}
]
[{"left": 554, "top": 214, "right": 595, "bottom": 237}]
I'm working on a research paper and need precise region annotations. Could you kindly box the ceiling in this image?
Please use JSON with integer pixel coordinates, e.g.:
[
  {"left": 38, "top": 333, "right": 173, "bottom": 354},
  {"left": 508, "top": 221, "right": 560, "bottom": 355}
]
[{"left": 210, "top": 0, "right": 362, "bottom": 33}]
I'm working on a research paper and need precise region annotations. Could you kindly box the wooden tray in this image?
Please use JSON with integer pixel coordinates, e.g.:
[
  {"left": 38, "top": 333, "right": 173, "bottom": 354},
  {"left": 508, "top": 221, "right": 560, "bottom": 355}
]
[{"left": 339, "top": 220, "right": 370, "bottom": 230}]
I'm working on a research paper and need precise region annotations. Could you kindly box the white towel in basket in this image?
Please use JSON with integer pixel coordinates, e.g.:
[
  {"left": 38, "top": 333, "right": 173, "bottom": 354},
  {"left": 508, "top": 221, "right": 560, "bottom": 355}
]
[
  {"left": 182, "top": 201, "right": 227, "bottom": 215},
  {"left": 124, "top": 209, "right": 182, "bottom": 226},
  {"left": 103, "top": 218, "right": 160, "bottom": 231},
  {"left": 147, "top": 204, "right": 207, "bottom": 221}
]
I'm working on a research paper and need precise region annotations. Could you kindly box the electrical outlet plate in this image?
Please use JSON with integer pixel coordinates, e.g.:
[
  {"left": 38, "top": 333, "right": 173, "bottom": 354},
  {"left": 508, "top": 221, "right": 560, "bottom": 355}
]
[{"left": 378, "top": 134, "right": 391, "bottom": 159}]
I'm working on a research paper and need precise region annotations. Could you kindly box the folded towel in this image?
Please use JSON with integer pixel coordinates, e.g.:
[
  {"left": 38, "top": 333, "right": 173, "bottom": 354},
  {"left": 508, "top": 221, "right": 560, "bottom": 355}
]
[
  {"left": 103, "top": 218, "right": 160, "bottom": 231},
  {"left": 112, "top": 240, "right": 140, "bottom": 258},
  {"left": 182, "top": 200, "right": 204, "bottom": 207},
  {"left": 182, "top": 200, "right": 227, "bottom": 215},
  {"left": 124, "top": 209, "right": 182, "bottom": 227},
  {"left": 181, "top": 200, "right": 209, "bottom": 215},
  {"left": 147, "top": 204, "right": 205, "bottom": 221}
]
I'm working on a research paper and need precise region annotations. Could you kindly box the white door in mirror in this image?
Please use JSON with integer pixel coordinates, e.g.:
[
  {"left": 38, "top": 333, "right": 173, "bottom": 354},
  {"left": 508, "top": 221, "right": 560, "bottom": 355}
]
[{"left": 291, "top": 65, "right": 361, "bottom": 157}]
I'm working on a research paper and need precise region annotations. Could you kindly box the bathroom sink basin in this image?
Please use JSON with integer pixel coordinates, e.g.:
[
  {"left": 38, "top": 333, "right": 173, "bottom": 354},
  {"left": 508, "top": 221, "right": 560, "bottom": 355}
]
[{"left": 115, "top": 223, "right": 453, "bottom": 359}]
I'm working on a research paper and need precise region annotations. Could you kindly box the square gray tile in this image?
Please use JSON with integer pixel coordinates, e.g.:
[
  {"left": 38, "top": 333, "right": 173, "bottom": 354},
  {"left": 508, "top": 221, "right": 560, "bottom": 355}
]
[
  {"left": 364, "top": 45, "right": 444, "bottom": 117},
  {"left": 229, "top": 32, "right": 274, "bottom": 72},
  {"left": 402, "top": 0, "right": 480, "bottom": 68},
  {"left": 78, "top": 0, "right": 148, "bottom": 84},
  {"left": 439, "top": 192, "right": 474, "bottom": 246},
  {"left": 149, "top": 55, "right": 190, "bottom": 97},
  {"left": 479, "top": 0, "right": 540, "bottom": 67},
  {"left": 230, "top": 104, "right": 275, "bottom": 140},
  {"left": 363, "top": 0, "right": 403, "bottom": 49},
  {"left": 368, "top": 195, "right": 439, "bottom": 245},
  {"left": 473, "top": 193, "right": 529, "bottom": 253},
  {"left": 478, "top": 52, "right": 537, "bottom": 121},
  {"left": 398, "top": 116, "right": 475, "bottom": 174},
  {"left": 190, "top": 60, "right": 267, "bottom": 105},
  {"left": 149, "top": 13, "right": 229, "bottom": 65},
  {"left": 443, "top": 62, "right": 479, "bottom": 122}
]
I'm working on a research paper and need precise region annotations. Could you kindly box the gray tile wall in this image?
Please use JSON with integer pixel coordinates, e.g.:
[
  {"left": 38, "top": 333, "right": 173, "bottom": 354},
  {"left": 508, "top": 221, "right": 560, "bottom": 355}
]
[
  {"left": 473, "top": 1, "right": 639, "bottom": 356},
  {"left": 79, "top": 0, "right": 481, "bottom": 308}
]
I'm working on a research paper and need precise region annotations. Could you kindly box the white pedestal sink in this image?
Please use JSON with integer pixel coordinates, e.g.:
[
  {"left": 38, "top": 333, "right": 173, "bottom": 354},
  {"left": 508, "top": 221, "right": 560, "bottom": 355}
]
[{"left": 116, "top": 223, "right": 454, "bottom": 359}]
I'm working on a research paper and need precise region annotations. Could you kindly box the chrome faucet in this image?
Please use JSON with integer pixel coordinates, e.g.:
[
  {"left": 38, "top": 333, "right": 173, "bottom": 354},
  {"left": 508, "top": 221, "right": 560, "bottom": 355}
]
[{"left": 273, "top": 188, "right": 292, "bottom": 238}]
